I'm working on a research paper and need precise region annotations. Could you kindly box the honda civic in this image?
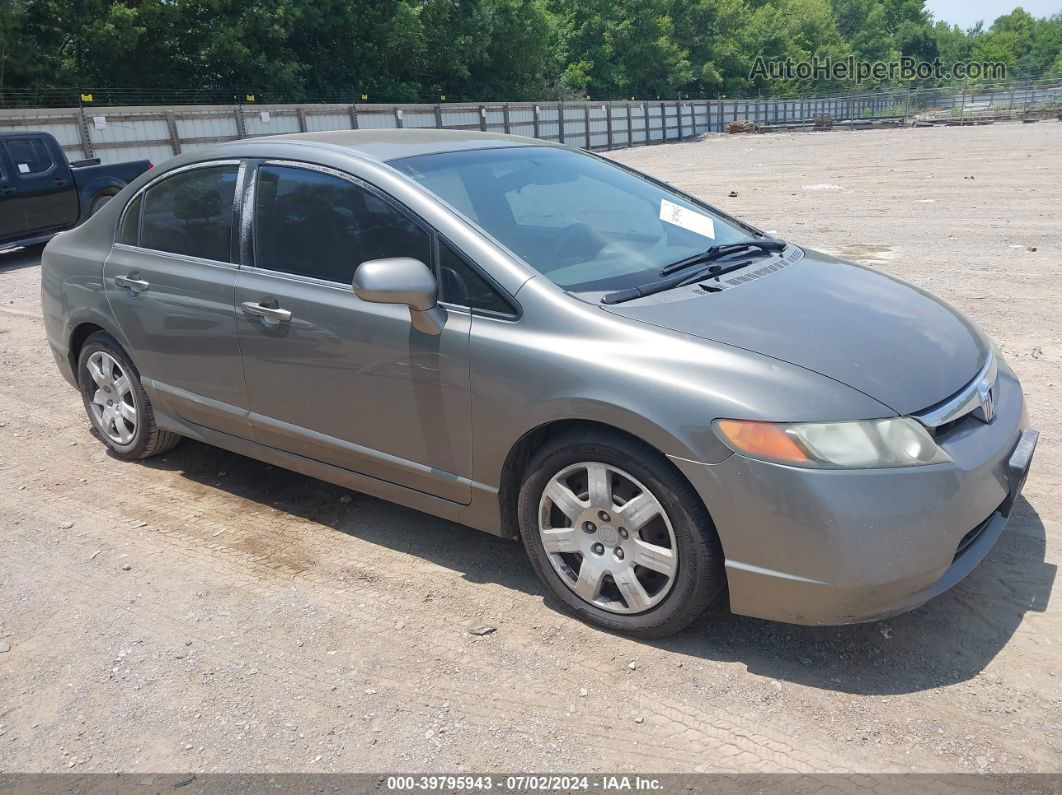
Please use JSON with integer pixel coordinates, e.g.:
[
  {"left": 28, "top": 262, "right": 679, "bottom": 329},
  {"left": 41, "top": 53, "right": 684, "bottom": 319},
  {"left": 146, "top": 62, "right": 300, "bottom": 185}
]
[{"left": 41, "top": 130, "right": 1037, "bottom": 637}]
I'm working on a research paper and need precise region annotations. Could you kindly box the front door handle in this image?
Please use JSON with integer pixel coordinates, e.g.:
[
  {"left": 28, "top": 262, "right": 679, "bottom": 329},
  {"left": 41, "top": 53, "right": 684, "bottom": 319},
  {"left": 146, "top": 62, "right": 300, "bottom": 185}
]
[
  {"left": 241, "top": 300, "right": 292, "bottom": 326},
  {"left": 114, "top": 273, "right": 150, "bottom": 294}
]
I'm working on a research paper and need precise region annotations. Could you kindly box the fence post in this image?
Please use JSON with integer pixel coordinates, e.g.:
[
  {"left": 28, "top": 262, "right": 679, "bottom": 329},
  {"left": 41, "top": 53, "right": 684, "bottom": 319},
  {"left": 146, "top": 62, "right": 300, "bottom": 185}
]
[
  {"left": 76, "top": 108, "right": 95, "bottom": 159},
  {"left": 677, "top": 100, "right": 684, "bottom": 139},
  {"left": 394, "top": 106, "right": 404, "bottom": 128},
  {"left": 349, "top": 104, "right": 360, "bottom": 130},
  {"left": 643, "top": 101, "right": 650, "bottom": 144},
  {"left": 479, "top": 105, "right": 487, "bottom": 132},
  {"left": 533, "top": 105, "right": 540, "bottom": 139},
  {"left": 660, "top": 102, "right": 667, "bottom": 142},
  {"left": 606, "top": 102, "right": 614, "bottom": 150},
  {"left": 503, "top": 102, "right": 511, "bottom": 134},
  {"left": 626, "top": 102, "right": 633, "bottom": 145},
  {"left": 558, "top": 102, "right": 565, "bottom": 143},
  {"left": 583, "top": 103, "right": 591, "bottom": 149},
  {"left": 296, "top": 107, "right": 307, "bottom": 132},
  {"left": 960, "top": 80, "right": 967, "bottom": 121},
  {"left": 434, "top": 104, "right": 443, "bottom": 129},
  {"left": 164, "top": 110, "right": 181, "bottom": 156}
]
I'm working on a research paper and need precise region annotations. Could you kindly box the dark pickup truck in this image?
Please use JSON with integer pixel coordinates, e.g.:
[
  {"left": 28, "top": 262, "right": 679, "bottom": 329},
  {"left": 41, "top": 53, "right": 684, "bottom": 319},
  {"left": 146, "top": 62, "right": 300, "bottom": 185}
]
[{"left": 0, "top": 131, "right": 152, "bottom": 250}]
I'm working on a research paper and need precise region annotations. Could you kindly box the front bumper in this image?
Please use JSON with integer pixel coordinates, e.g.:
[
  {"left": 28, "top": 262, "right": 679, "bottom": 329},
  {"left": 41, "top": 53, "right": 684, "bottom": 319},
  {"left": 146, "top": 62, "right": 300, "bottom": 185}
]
[{"left": 672, "top": 369, "right": 1036, "bottom": 625}]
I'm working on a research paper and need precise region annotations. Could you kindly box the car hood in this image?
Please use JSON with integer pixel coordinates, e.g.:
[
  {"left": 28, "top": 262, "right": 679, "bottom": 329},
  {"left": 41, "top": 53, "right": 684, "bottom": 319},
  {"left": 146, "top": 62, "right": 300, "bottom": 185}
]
[{"left": 601, "top": 248, "right": 989, "bottom": 416}]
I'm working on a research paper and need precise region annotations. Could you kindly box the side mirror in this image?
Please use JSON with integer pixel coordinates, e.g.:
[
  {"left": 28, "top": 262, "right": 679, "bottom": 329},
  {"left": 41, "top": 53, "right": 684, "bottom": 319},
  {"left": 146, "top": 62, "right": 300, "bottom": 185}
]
[{"left": 352, "top": 257, "right": 446, "bottom": 335}]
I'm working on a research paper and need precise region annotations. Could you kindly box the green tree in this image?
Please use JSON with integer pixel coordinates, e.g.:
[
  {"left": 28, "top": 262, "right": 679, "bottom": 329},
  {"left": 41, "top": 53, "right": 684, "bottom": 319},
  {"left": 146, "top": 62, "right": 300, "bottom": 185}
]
[{"left": 550, "top": 0, "right": 692, "bottom": 97}]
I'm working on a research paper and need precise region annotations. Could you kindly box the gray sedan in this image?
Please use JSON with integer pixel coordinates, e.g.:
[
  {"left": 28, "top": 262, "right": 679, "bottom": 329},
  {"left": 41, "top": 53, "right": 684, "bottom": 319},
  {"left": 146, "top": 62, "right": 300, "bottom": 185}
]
[{"left": 41, "top": 130, "right": 1037, "bottom": 637}]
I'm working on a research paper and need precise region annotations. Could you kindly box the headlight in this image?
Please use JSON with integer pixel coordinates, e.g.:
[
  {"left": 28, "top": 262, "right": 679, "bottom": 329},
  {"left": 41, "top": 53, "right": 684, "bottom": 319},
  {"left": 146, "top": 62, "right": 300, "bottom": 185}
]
[{"left": 713, "top": 417, "right": 951, "bottom": 469}]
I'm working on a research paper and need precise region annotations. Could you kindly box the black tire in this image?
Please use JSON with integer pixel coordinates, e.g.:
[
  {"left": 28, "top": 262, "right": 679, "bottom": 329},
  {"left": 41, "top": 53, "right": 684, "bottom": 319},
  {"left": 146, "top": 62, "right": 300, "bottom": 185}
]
[
  {"left": 89, "top": 191, "right": 117, "bottom": 216},
  {"left": 518, "top": 429, "right": 724, "bottom": 638},
  {"left": 77, "top": 331, "right": 181, "bottom": 460}
]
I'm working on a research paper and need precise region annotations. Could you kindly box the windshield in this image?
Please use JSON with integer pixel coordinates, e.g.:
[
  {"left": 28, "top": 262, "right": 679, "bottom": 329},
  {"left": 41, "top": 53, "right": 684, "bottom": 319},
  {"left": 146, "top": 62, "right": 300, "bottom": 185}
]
[{"left": 389, "top": 146, "right": 756, "bottom": 294}]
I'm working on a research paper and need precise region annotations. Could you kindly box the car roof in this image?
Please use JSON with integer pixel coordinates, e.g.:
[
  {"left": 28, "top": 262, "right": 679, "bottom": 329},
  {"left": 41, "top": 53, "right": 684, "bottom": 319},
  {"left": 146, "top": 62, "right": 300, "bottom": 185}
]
[{"left": 217, "top": 129, "right": 557, "bottom": 163}]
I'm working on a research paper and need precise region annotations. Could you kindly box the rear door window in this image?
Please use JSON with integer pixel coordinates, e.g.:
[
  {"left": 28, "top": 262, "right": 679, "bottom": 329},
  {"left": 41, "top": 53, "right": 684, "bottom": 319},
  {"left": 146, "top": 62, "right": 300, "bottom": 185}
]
[
  {"left": 253, "top": 164, "right": 430, "bottom": 283},
  {"left": 140, "top": 164, "right": 238, "bottom": 262}
]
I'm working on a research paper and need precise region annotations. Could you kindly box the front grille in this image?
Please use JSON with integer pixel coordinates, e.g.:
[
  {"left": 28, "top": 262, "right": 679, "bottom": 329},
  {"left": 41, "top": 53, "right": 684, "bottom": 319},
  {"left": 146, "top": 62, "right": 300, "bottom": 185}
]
[{"left": 929, "top": 415, "right": 970, "bottom": 440}]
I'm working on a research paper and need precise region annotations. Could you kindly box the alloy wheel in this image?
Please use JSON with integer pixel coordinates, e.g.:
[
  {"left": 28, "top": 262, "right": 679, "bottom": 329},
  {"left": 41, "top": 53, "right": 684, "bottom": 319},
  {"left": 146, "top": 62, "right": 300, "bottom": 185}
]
[
  {"left": 537, "top": 462, "right": 678, "bottom": 614},
  {"left": 86, "top": 351, "right": 138, "bottom": 445}
]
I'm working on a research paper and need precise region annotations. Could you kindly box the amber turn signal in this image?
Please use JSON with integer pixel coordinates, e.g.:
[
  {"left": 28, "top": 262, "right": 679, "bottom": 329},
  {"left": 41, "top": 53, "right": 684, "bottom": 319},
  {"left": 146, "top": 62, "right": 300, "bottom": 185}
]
[{"left": 714, "top": 419, "right": 811, "bottom": 464}]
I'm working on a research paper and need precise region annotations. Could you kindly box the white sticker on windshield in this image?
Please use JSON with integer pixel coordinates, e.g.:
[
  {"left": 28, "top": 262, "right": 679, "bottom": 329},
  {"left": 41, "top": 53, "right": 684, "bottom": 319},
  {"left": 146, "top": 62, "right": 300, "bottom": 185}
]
[{"left": 659, "top": 199, "right": 715, "bottom": 239}]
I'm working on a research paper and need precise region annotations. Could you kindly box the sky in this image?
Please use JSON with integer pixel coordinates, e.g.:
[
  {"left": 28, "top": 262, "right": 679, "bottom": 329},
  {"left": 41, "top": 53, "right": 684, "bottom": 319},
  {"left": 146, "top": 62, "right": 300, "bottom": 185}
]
[{"left": 926, "top": 0, "right": 1060, "bottom": 29}]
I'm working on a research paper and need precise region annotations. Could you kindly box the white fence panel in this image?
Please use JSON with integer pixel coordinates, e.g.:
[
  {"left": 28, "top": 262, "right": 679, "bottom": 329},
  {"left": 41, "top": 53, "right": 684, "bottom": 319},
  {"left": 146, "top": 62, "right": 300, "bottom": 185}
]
[
  {"left": 403, "top": 109, "right": 437, "bottom": 129},
  {"left": 439, "top": 108, "right": 482, "bottom": 129},
  {"left": 176, "top": 112, "right": 238, "bottom": 142},
  {"left": 99, "top": 143, "right": 174, "bottom": 166},
  {"left": 355, "top": 108, "right": 397, "bottom": 129},
  {"left": 244, "top": 110, "right": 300, "bottom": 136},
  {"left": 305, "top": 112, "right": 350, "bottom": 132}
]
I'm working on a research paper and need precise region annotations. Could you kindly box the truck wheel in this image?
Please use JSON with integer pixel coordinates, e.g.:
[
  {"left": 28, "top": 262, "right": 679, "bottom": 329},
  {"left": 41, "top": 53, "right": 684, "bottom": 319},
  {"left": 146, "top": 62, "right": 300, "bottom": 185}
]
[
  {"left": 518, "top": 429, "right": 725, "bottom": 638},
  {"left": 77, "top": 331, "right": 181, "bottom": 460},
  {"left": 89, "top": 191, "right": 118, "bottom": 216}
]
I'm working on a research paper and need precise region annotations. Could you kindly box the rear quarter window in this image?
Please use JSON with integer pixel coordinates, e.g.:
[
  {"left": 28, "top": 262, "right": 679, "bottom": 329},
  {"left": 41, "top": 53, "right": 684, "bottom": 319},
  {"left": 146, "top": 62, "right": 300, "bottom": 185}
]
[{"left": 117, "top": 194, "right": 143, "bottom": 245}]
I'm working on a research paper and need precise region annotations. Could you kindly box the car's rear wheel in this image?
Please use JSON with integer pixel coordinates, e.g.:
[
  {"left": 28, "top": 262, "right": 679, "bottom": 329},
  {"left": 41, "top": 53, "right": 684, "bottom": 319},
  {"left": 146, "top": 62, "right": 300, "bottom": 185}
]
[
  {"left": 518, "top": 429, "right": 724, "bottom": 638},
  {"left": 77, "top": 332, "right": 180, "bottom": 460}
]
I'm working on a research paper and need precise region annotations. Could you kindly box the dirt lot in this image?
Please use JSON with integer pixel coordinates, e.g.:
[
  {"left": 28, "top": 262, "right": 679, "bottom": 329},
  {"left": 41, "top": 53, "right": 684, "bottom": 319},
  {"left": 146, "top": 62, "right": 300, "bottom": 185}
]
[{"left": 0, "top": 122, "right": 1059, "bottom": 775}]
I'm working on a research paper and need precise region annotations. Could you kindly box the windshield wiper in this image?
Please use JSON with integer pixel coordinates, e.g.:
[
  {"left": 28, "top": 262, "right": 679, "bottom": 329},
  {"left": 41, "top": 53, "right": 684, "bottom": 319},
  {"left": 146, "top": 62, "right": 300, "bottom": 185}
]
[
  {"left": 658, "top": 237, "right": 787, "bottom": 276},
  {"left": 602, "top": 257, "right": 757, "bottom": 305},
  {"left": 601, "top": 238, "right": 788, "bottom": 305}
]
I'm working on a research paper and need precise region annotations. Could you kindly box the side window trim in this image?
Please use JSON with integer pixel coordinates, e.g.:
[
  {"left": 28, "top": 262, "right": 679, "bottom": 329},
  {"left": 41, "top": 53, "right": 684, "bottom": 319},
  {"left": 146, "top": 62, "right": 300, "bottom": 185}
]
[
  {"left": 239, "top": 157, "right": 521, "bottom": 321},
  {"left": 245, "top": 158, "right": 434, "bottom": 288},
  {"left": 433, "top": 234, "right": 521, "bottom": 320},
  {"left": 113, "top": 158, "right": 243, "bottom": 266}
]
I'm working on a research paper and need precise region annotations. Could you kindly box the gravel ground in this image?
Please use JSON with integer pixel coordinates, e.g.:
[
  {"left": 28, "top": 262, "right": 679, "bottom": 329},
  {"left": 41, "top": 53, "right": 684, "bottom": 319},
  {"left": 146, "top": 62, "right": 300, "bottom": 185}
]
[{"left": 0, "top": 122, "right": 1059, "bottom": 774}]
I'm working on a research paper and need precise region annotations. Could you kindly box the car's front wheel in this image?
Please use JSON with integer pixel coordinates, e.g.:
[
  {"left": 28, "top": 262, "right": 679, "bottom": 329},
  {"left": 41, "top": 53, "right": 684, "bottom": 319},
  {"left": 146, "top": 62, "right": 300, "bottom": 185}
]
[
  {"left": 518, "top": 430, "right": 725, "bottom": 638},
  {"left": 77, "top": 332, "right": 181, "bottom": 460}
]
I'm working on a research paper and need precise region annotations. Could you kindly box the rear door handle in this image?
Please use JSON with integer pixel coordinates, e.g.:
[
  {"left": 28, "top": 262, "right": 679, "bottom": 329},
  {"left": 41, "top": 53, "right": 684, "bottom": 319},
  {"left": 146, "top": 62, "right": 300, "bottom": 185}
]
[
  {"left": 241, "top": 300, "right": 292, "bottom": 326},
  {"left": 0, "top": 186, "right": 15, "bottom": 196},
  {"left": 114, "top": 274, "right": 150, "bottom": 294}
]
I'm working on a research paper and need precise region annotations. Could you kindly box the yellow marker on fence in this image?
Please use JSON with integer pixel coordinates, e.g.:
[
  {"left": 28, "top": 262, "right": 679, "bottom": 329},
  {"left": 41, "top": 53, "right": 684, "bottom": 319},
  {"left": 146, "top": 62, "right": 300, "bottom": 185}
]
[
  {"left": 361, "top": 93, "right": 368, "bottom": 101},
  {"left": 80, "top": 93, "right": 93, "bottom": 103},
  {"left": 245, "top": 94, "right": 255, "bottom": 103}
]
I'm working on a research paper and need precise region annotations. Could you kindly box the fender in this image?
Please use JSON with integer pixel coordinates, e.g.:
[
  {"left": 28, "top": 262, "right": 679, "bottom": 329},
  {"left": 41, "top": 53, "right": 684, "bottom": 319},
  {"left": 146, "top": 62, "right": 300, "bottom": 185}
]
[{"left": 76, "top": 176, "right": 130, "bottom": 224}]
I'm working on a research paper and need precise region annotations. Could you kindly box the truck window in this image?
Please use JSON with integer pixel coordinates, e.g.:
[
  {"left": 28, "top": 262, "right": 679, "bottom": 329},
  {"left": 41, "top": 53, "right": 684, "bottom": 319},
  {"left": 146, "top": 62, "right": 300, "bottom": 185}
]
[{"left": 3, "top": 137, "right": 54, "bottom": 175}]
